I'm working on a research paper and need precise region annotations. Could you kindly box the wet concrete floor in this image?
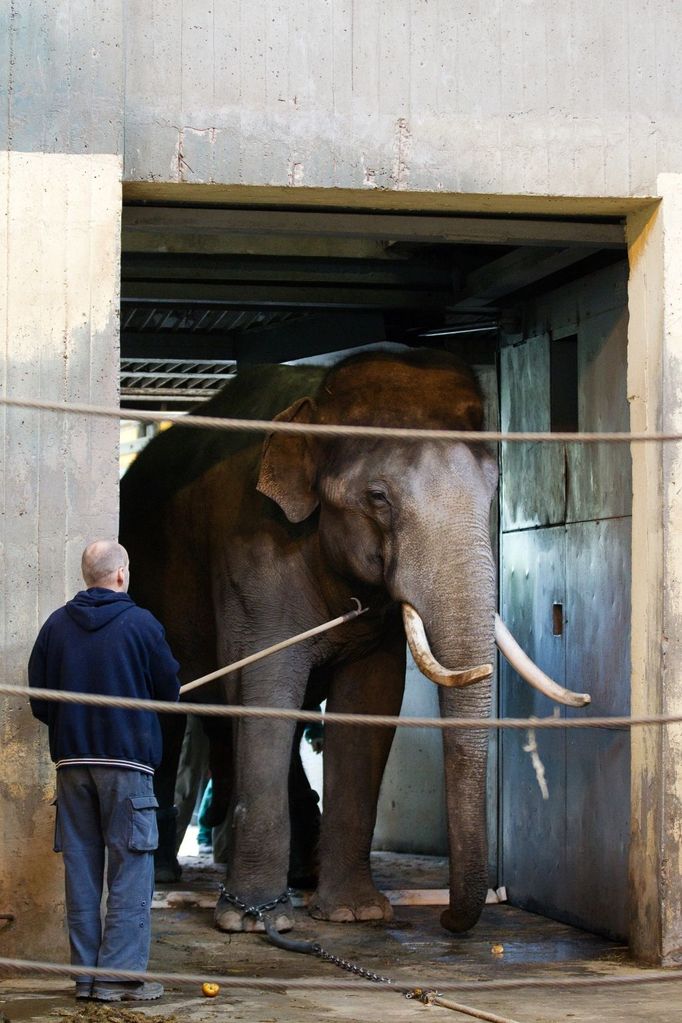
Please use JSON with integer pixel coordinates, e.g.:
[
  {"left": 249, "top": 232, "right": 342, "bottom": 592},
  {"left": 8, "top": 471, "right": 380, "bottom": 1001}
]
[{"left": 2, "top": 852, "right": 682, "bottom": 1023}]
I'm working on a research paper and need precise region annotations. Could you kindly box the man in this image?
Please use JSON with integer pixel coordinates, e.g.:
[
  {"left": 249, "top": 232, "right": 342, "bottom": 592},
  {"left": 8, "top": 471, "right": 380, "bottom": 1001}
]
[{"left": 29, "top": 540, "right": 180, "bottom": 1002}]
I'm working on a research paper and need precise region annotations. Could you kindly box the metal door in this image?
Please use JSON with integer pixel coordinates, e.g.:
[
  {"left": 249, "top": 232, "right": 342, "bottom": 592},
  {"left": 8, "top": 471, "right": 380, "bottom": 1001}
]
[{"left": 499, "top": 281, "right": 631, "bottom": 939}]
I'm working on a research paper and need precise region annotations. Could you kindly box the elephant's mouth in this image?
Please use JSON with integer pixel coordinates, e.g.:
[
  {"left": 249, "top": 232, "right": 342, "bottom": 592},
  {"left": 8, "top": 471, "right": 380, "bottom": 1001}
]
[{"left": 401, "top": 603, "right": 591, "bottom": 707}]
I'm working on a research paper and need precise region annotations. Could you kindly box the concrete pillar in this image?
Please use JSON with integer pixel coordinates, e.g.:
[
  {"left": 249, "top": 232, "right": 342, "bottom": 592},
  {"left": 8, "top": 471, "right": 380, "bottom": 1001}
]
[
  {"left": 628, "top": 174, "right": 682, "bottom": 964},
  {"left": 0, "top": 151, "right": 121, "bottom": 958}
]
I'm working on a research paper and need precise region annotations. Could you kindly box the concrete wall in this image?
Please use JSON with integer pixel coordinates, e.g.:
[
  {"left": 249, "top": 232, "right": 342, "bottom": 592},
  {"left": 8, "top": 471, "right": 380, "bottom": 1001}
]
[
  {"left": 1, "top": 2, "right": 124, "bottom": 956},
  {"left": 627, "top": 174, "right": 682, "bottom": 965},
  {"left": 4, "top": 0, "right": 682, "bottom": 201},
  {"left": 123, "top": 0, "right": 682, "bottom": 197},
  {"left": 1, "top": 2, "right": 123, "bottom": 155},
  {"left": 0, "top": 151, "right": 121, "bottom": 957}
]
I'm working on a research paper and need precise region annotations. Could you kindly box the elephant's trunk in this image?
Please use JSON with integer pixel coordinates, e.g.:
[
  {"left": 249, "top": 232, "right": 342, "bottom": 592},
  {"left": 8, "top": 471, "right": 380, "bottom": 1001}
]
[
  {"left": 438, "top": 679, "right": 492, "bottom": 932},
  {"left": 403, "top": 545, "right": 496, "bottom": 934},
  {"left": 437, "top": 621, "right": 495, "bottom": 933}
]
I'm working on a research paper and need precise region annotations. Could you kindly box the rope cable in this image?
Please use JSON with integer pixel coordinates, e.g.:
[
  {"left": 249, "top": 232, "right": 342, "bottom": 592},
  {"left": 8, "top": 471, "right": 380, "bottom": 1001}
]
[
  {"left": 3, "top": 681, "right": 677, "bottom": 730},
  {"left": 1, "top": 955, "right": 681, "bottom": 995},
  {"left": 0, "top": 393, "right": 678, "bottom": 444}
]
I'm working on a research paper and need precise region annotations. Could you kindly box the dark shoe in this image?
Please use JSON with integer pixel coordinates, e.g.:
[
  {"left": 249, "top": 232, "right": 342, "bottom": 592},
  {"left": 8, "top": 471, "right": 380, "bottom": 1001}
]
[
  {"left": 75, "top": 982, "right": 92, "bottom": 999},
  {"left": 91, "top": 981, "right": 164, "bottom": 1002}
]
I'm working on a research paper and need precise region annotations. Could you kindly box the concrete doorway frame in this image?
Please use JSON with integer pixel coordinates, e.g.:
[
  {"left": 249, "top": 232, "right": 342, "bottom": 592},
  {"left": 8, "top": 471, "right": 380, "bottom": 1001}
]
[
  {"left": 627, "top": 174, "right": 682, "bottom": 965},
  {"left": 2, "top": 170, "right": 675, "bottom": 964},
  {"left": 123, "top": 178, "right": 676, "bottom": 963}
]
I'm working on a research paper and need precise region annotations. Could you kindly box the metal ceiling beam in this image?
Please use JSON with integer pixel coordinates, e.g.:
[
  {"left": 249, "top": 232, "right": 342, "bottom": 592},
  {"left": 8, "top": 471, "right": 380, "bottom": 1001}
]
[
  {"left": 123, "top": 231, "right": 394, "bottom": 261},
  {"left": 121, "top": 253, "right": 453, "bottom": 289},
  {"left": 121, "top": 282, "right": 452, "bottom": 310},
  {"left": 120, "top": 392, "right": 207, "bottom": 405},
  {"left": 123, "top": 207, "right": 626, "bottom": 249},
  {"left": 451, "top": 246, "right": 600, "bottom": 308}
]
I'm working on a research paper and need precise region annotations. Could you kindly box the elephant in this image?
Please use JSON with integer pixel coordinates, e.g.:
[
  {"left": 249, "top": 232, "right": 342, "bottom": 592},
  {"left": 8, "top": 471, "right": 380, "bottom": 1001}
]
[{"left": 119, "top": 347, "right": 588, "bottom": 935}]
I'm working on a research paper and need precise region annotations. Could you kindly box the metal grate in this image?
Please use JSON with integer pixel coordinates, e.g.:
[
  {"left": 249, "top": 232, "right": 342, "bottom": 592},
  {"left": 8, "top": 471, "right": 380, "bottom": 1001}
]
[
  {"left": 120, "top": 358, "right": 237, "bottom": 406},
  {"left": 120, "top": 304, "right": 302, "bottom": 334}
]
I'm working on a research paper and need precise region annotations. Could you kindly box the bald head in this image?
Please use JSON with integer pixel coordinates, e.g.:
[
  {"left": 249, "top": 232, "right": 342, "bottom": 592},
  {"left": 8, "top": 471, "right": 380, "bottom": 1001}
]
[{"left": 81, "top": 540, "right": 130, "bottom": 592}]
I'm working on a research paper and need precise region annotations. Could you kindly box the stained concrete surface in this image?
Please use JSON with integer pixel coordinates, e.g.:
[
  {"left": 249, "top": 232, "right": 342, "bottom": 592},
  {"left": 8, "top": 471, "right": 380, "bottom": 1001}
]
[{"left": 2, "top": 851, "right": 682, "bottom": 1023}]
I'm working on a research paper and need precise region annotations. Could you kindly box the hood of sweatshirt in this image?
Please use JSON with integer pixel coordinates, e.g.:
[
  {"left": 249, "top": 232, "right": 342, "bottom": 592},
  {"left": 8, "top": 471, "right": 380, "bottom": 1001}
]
[{"left": 65, "top": 588, "right": 135, "bottom": 631}]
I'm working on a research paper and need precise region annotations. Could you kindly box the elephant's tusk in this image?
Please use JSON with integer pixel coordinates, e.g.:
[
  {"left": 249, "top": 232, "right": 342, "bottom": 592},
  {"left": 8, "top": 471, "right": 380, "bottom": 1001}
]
[
  {"left": 494, "top": 614, "right": 591, "bottom": 708},
  {"left": 401, "top": 604, "right": 493, "bottom": 688}
]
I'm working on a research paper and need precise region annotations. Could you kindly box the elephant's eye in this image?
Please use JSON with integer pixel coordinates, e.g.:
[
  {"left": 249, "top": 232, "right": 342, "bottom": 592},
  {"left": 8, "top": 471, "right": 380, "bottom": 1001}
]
[{"left": 367, "top": 488, "right": 390, "bottom": 507}]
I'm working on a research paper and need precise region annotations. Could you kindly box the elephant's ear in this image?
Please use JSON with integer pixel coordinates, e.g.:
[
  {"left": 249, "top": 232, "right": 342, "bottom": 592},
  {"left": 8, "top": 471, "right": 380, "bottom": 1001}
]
[{"left": 257, "top": 397, "right": 319, "bottom": 523}]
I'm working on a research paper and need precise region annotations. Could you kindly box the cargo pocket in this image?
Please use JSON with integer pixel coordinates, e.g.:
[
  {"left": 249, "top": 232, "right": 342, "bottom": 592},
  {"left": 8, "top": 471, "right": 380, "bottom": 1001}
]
[
  {"left": 51, "top": 797, "right": 62, "bottom": 854},
  {"left": 128, "top": 795, "right": 159, "bottom": 852}
]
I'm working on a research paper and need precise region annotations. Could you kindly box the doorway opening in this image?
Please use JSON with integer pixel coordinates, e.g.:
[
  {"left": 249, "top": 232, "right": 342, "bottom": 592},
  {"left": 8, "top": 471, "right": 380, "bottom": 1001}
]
[{"left": 119, "top": 188, "right": 631, "bottom": 939}]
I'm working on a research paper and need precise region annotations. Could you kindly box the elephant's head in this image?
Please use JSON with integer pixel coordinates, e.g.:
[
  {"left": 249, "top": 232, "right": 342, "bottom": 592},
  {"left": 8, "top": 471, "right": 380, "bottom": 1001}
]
[{"left": 257, "top": 350, "right": 588, "bottom": 932}]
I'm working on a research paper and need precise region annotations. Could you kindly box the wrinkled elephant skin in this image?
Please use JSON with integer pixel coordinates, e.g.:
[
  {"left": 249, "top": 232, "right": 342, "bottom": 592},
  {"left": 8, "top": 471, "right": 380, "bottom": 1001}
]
[{"left": 119, "top": 350, "right": 498, "bottom": 934}]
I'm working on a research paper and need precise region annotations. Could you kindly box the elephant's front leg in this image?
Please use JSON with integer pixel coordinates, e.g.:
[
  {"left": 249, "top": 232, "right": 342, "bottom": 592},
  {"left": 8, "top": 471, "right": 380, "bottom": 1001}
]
[
  {"left": 214, "top": 658, "right": 307, "bottom": 934},
  {"left": 308, "top": 629, "right": 406, "bottom": 923}
]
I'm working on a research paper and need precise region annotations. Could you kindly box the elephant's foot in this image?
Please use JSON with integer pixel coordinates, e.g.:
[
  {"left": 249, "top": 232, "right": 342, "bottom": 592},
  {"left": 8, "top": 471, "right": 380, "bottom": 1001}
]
[
  {"left": 308, "top": 884, "right": 393, "bottom": 923},
  {"left": 213, "top": 891, "right": 294, "bottom": 933}
]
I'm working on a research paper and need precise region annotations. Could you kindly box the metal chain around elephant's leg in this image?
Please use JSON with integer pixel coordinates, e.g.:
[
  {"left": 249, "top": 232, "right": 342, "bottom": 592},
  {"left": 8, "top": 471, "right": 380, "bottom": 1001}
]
[
  {"left": 260, "top": 909, "right": 522, "bottom": 1021},
  {"left": 217, "top": 884, "right": 521, "bottom": 1020}
]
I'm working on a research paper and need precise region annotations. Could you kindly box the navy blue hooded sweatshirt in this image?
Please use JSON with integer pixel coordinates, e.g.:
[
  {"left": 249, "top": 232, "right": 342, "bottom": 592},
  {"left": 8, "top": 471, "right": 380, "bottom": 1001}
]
[{"left": 29, "top": 588, "right": 180, "bottom": 773}]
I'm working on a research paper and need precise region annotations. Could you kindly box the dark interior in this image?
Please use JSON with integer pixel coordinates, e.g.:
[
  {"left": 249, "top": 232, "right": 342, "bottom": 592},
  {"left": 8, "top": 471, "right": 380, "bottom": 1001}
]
[{"left": 120, "top": 204, "right": 626, "bottom": 409}]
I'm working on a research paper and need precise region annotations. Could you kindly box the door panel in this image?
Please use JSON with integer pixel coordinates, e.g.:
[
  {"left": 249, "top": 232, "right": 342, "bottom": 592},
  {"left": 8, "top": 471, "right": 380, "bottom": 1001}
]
[
  {"left": 499, "top": 527, "right": 568, "bottom": 917},
  {"left": 498, "top": 270, "right": 631, "bottom": 941},
  {"left": 500, "top": 338, "right": 565, "bottom": 531},
  {"left": 567, "top": 306, "right": 631, "bottom": 522},
  {"left": 564, "top": 518, "right": 631, "bottom": 938}
]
